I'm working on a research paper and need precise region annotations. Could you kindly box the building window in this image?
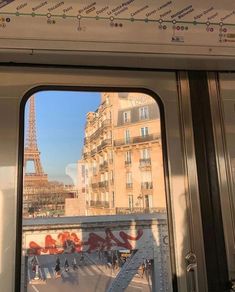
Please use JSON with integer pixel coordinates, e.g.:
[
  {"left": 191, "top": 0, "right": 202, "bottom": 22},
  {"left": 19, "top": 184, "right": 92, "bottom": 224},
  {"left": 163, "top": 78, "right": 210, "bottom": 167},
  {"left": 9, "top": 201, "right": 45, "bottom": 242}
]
[
  {"left": 105, "top": 172, "right": 108, "bottom": 182},
  {"left": 125, "top": 129, "right": 131, "bottom": 144},
  {"left": 110, "top": 170, "right": 114, "bottom": 183},
  {"left": 139, "top": 106, "right": 149, "bottom": 120},
  {"left": 108, "top": 151, "right": 113, "bottom": 162},
  {"left": 141, "top": 171, "right": 152, "bottom": 189},
  {"left": 123, "top": 111, "right": 131, "bottom": 123},
  {"left": 125, "top": 151, "right": 132, "bottom": 164},
  {"left": 141, "top": 127, "right": 149, "bottom": 137},
  {"left": 105, "top": 192, "right": 109, "bottom": 202},
  {"left": 128, "top": 195, "right": 134, "bottom": 209},
  {"left": 140, "top": 148, "right": 150, "bottom": 159},
  {"left": 145, "top": 194, "right": 153, "bottom": 208},
  {"left": 92, "top": 162, "right": 97, "bottom": 175},
  {"left": 126, "top": 172, "right": 132, "bottom": 188}
]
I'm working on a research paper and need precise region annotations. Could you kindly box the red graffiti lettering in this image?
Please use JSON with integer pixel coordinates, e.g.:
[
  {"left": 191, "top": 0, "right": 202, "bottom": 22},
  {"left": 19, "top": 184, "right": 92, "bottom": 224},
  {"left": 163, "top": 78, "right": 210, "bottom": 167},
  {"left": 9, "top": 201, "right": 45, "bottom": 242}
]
[{"left": 28, "top": 228, "right": 143, "bottom": 255}]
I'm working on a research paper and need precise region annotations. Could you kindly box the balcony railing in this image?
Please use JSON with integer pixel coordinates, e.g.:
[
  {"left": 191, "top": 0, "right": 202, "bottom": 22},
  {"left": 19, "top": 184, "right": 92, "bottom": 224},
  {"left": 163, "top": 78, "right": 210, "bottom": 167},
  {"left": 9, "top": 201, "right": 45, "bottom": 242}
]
[
  {"left": 99, "top": 161, "right": 108, "bottom": 171},
  {"left": 114, "top": 134, "right": 160, "bottom": 146},
  {"left": 102, "top": 119, "right": 111, "bottom": 128},
  {"left": 126, "top": 183, "right": 133, "bottom": 189},
  {"left": 91, "top": 148, "right": 97, "bottom": 156},
  {"left": 141, "top": 182, "right": 153, "bottom": 189},
  {"left": 101, "top": 139, "right": 112, "bottom": 148},
  {"left": 85, "top": 120, "right": 111, "bottom": 144},
  {"left": 99, "top": 181, "right": 109, "bottom": 188},
  {"left": 97, "top": 139, "right": 112, "bottom": 153},
  {"left": 97, "top": 145, "right": 102, "bottom": 152},
  {"left": 90, "top": 200, "right": 110, "bottom": 208},
  {"left": 116, "top": 207, "right": 166, "bottom": 215},
  {"left": 139, "top": 158, "right": 151, "bottom": 167},
  {"left": 83, "top": 152, "right": 90, "bottom": 159}
]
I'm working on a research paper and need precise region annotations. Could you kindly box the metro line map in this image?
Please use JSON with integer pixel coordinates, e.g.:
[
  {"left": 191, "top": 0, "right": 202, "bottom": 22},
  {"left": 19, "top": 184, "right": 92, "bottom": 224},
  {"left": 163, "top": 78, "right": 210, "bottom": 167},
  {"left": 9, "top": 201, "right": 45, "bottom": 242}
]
[{"left": 0, "top": 0, "right": 235, "bottom": 55}]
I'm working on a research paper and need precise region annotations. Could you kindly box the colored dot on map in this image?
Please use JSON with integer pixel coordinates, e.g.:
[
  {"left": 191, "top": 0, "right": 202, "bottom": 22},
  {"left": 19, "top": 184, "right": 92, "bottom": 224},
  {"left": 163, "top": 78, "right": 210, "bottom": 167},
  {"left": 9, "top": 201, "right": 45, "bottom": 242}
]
[
  {"left": 6, "top": 18, "right": 10, "bottom": 22},
  {"left": 223, "top": 28, "right": 227, "bottom": 32},
  {"left": 193, "top": 21, "right": 197, "bottom": 25},
  {"left": 210, "top": 28, "right": 214, "bottom": 32},
  {"left": 177, "top": 26, "right": 180, "bottom": 30},
  {"left": 130, "top": 18, "right": 134, "bottom": 22},
  {"left": 32, "top": 12, "right": 35, "bottom": 17},
  {"left": 163, "top": 25, "right": 167, "bottom": 30},
  {"left": 15, "top": 12, "right": 20, "bottom": 16}
]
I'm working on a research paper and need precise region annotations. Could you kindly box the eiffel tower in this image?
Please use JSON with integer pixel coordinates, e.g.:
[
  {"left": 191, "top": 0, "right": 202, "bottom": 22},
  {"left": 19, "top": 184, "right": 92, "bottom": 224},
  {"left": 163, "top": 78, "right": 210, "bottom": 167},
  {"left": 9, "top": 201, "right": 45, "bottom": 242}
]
[{"left": 24, "top": 95, "right": 48, "bottom": 186}]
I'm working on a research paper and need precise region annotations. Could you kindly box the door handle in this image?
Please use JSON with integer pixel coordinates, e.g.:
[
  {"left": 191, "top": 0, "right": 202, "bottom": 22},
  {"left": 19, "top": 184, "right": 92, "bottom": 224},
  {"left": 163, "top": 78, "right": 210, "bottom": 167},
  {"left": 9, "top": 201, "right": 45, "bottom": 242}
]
[{"left": 186, "top": 253, "right": 198, "bottom": 292}]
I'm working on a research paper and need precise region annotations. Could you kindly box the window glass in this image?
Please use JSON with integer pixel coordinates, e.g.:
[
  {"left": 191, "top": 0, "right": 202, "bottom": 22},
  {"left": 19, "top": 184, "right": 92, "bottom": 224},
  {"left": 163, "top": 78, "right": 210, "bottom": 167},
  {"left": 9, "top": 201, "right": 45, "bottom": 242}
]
[
  {"left": 123, "top": 111, "right": 131, "bottom": 123},
  {"left": 124, "top": 129, "right": 131, "bottom": 144},
  {"left": 141, "top": 127, "right": 149, "bottom": 137},
  {"left": 21, "top": 91, "right": 170, "bottom": 292},
  {"left": 139, "top": 106, "right": 149, "bottom": 120},
  {"left": 125, "top": 150, "right": 132, "bottom": 164}
]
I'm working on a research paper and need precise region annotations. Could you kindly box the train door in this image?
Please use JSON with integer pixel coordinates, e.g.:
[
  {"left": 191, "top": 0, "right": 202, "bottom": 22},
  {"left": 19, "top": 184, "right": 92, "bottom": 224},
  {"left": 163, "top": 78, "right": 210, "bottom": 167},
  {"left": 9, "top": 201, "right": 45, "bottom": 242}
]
[
  {"left": 0, "top": 68, "right": 208, "bottom": 292},
  {"left": 208, "top": 72, "right": 235, "bottom": 290}
]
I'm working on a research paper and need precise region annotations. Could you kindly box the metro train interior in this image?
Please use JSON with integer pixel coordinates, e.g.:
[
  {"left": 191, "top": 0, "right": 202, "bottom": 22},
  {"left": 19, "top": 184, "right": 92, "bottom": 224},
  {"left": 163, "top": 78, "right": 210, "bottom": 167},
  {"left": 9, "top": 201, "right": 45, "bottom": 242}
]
[{"left": 0, "top": 1, "right": 235, "bottom": 292}]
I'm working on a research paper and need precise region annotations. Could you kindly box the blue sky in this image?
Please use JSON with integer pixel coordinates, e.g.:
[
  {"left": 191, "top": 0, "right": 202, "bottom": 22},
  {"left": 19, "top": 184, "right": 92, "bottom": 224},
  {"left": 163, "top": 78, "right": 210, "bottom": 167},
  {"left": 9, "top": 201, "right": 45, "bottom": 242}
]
[{"left": 25, "top": 91, "right": 101, "bottom": 184}]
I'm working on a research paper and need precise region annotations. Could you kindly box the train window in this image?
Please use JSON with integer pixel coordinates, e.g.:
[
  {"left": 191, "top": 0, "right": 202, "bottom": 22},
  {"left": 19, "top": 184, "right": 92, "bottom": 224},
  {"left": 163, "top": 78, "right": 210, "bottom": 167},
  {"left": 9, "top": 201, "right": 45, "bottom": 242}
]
[{"left": 21, "top": 90, "right": 171, "bottom": 292}]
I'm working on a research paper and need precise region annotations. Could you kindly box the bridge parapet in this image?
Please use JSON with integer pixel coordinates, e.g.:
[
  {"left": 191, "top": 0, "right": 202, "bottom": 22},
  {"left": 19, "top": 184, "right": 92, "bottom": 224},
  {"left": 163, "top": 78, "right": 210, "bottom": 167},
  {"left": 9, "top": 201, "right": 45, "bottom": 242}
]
[{"left": 22, "top": 213, "right": 171, "bottom": 291}]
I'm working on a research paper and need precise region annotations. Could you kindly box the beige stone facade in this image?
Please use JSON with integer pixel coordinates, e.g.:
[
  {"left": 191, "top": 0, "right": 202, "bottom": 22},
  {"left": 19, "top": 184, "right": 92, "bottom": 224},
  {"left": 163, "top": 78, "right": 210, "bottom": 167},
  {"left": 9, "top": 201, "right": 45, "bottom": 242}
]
[{"left": 81, "top": 92, "right": 166, "bottom": 215}]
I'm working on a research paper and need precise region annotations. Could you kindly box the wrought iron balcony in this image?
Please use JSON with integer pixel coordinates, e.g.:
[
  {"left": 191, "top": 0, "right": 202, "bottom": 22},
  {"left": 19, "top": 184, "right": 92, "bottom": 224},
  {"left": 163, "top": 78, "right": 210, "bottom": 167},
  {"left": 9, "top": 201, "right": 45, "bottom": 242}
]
[
  {"left": 83, "top": 152, "right": 90, "bottom": 159},
  {"left": 99, "top": 161, "right": 108, "bottom": 171},
  {"left": 139, "top": 158, "right": 151, "bottom": 167},
  {"left": 101, "top": 139, "right": 112, "bottom": 148},
  {"left": 114, "top": 134, "right": 160, "bottom": 146},
  {"left": 90, "top": 200, "right": 110, "bottom": 208},
  {"left": 91, "top": 148, "right": 97, "bottom": 156},
  {"left": 141, "top": 182, "right": 153, "bottom": 189},
  {"left": 116, "top": 207, "right": 166, "bottom": 215},
  {"left": 98, "top": 181, "right": 109, "bottom": 188},
  {"left": 101, "top": 119, "right": 111, "bottom": 128},
  {"left": 91, "top": 183, "right": 98, "bottom": 189}
]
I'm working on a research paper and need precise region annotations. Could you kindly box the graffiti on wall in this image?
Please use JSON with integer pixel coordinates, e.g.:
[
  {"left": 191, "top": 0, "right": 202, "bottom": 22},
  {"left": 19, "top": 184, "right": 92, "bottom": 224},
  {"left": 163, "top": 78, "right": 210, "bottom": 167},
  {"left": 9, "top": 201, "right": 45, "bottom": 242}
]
[{"left": 27, "top": 228, "right": 143, "bottom": 255}]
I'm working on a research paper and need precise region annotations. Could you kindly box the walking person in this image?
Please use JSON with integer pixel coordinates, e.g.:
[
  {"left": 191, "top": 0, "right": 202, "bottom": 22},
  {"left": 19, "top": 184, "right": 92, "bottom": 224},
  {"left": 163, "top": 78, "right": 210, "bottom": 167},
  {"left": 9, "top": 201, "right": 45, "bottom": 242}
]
[
  {"left": 64, "top": 258, "right": 69, "bottom": 272},
  {"left": 72, "top": 257, "right": 78, "bottom": 270}
]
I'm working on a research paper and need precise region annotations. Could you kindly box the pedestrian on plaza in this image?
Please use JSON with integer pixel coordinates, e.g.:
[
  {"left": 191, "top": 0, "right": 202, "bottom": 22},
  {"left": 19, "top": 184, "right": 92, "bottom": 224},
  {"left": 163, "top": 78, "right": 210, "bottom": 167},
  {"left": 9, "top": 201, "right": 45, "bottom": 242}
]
[
  {"left": 56, "top": 257, "right": 60, "bottom": 265},
  {"left": 79, "top": 252, "right": 85, "bottom": 265},
  {"left": 72, "top": 257, "right": 78, "bottom": 270},
  {"left": 55, "top": 263, "right": 61, "bottom": 278},
  {"left": 64, "top": 258, "right": 69, "bottom": 272}
]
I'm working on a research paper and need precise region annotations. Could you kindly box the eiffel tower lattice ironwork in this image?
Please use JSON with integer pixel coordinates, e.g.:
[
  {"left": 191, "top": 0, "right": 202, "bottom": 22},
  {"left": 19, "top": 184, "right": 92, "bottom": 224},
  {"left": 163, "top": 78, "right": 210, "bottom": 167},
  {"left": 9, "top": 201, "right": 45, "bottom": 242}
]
[{"left": 24, "top": 95, "right": 48, "bottom": 186}]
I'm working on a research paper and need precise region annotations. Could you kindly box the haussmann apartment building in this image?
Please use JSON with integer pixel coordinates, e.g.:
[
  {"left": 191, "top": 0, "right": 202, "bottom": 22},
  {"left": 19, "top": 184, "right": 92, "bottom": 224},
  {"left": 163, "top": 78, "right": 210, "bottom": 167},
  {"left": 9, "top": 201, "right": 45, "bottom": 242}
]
[{"left": 80, "top": 92, "right": 166, "bottom": 216}]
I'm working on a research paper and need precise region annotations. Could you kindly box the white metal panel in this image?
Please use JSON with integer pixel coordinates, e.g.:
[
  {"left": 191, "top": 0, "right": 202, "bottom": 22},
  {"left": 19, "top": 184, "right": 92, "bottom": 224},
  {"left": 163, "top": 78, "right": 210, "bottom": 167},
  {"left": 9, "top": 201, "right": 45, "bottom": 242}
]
[{"left": 0, "top": 1, "right": 234, "bottom": 68}]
